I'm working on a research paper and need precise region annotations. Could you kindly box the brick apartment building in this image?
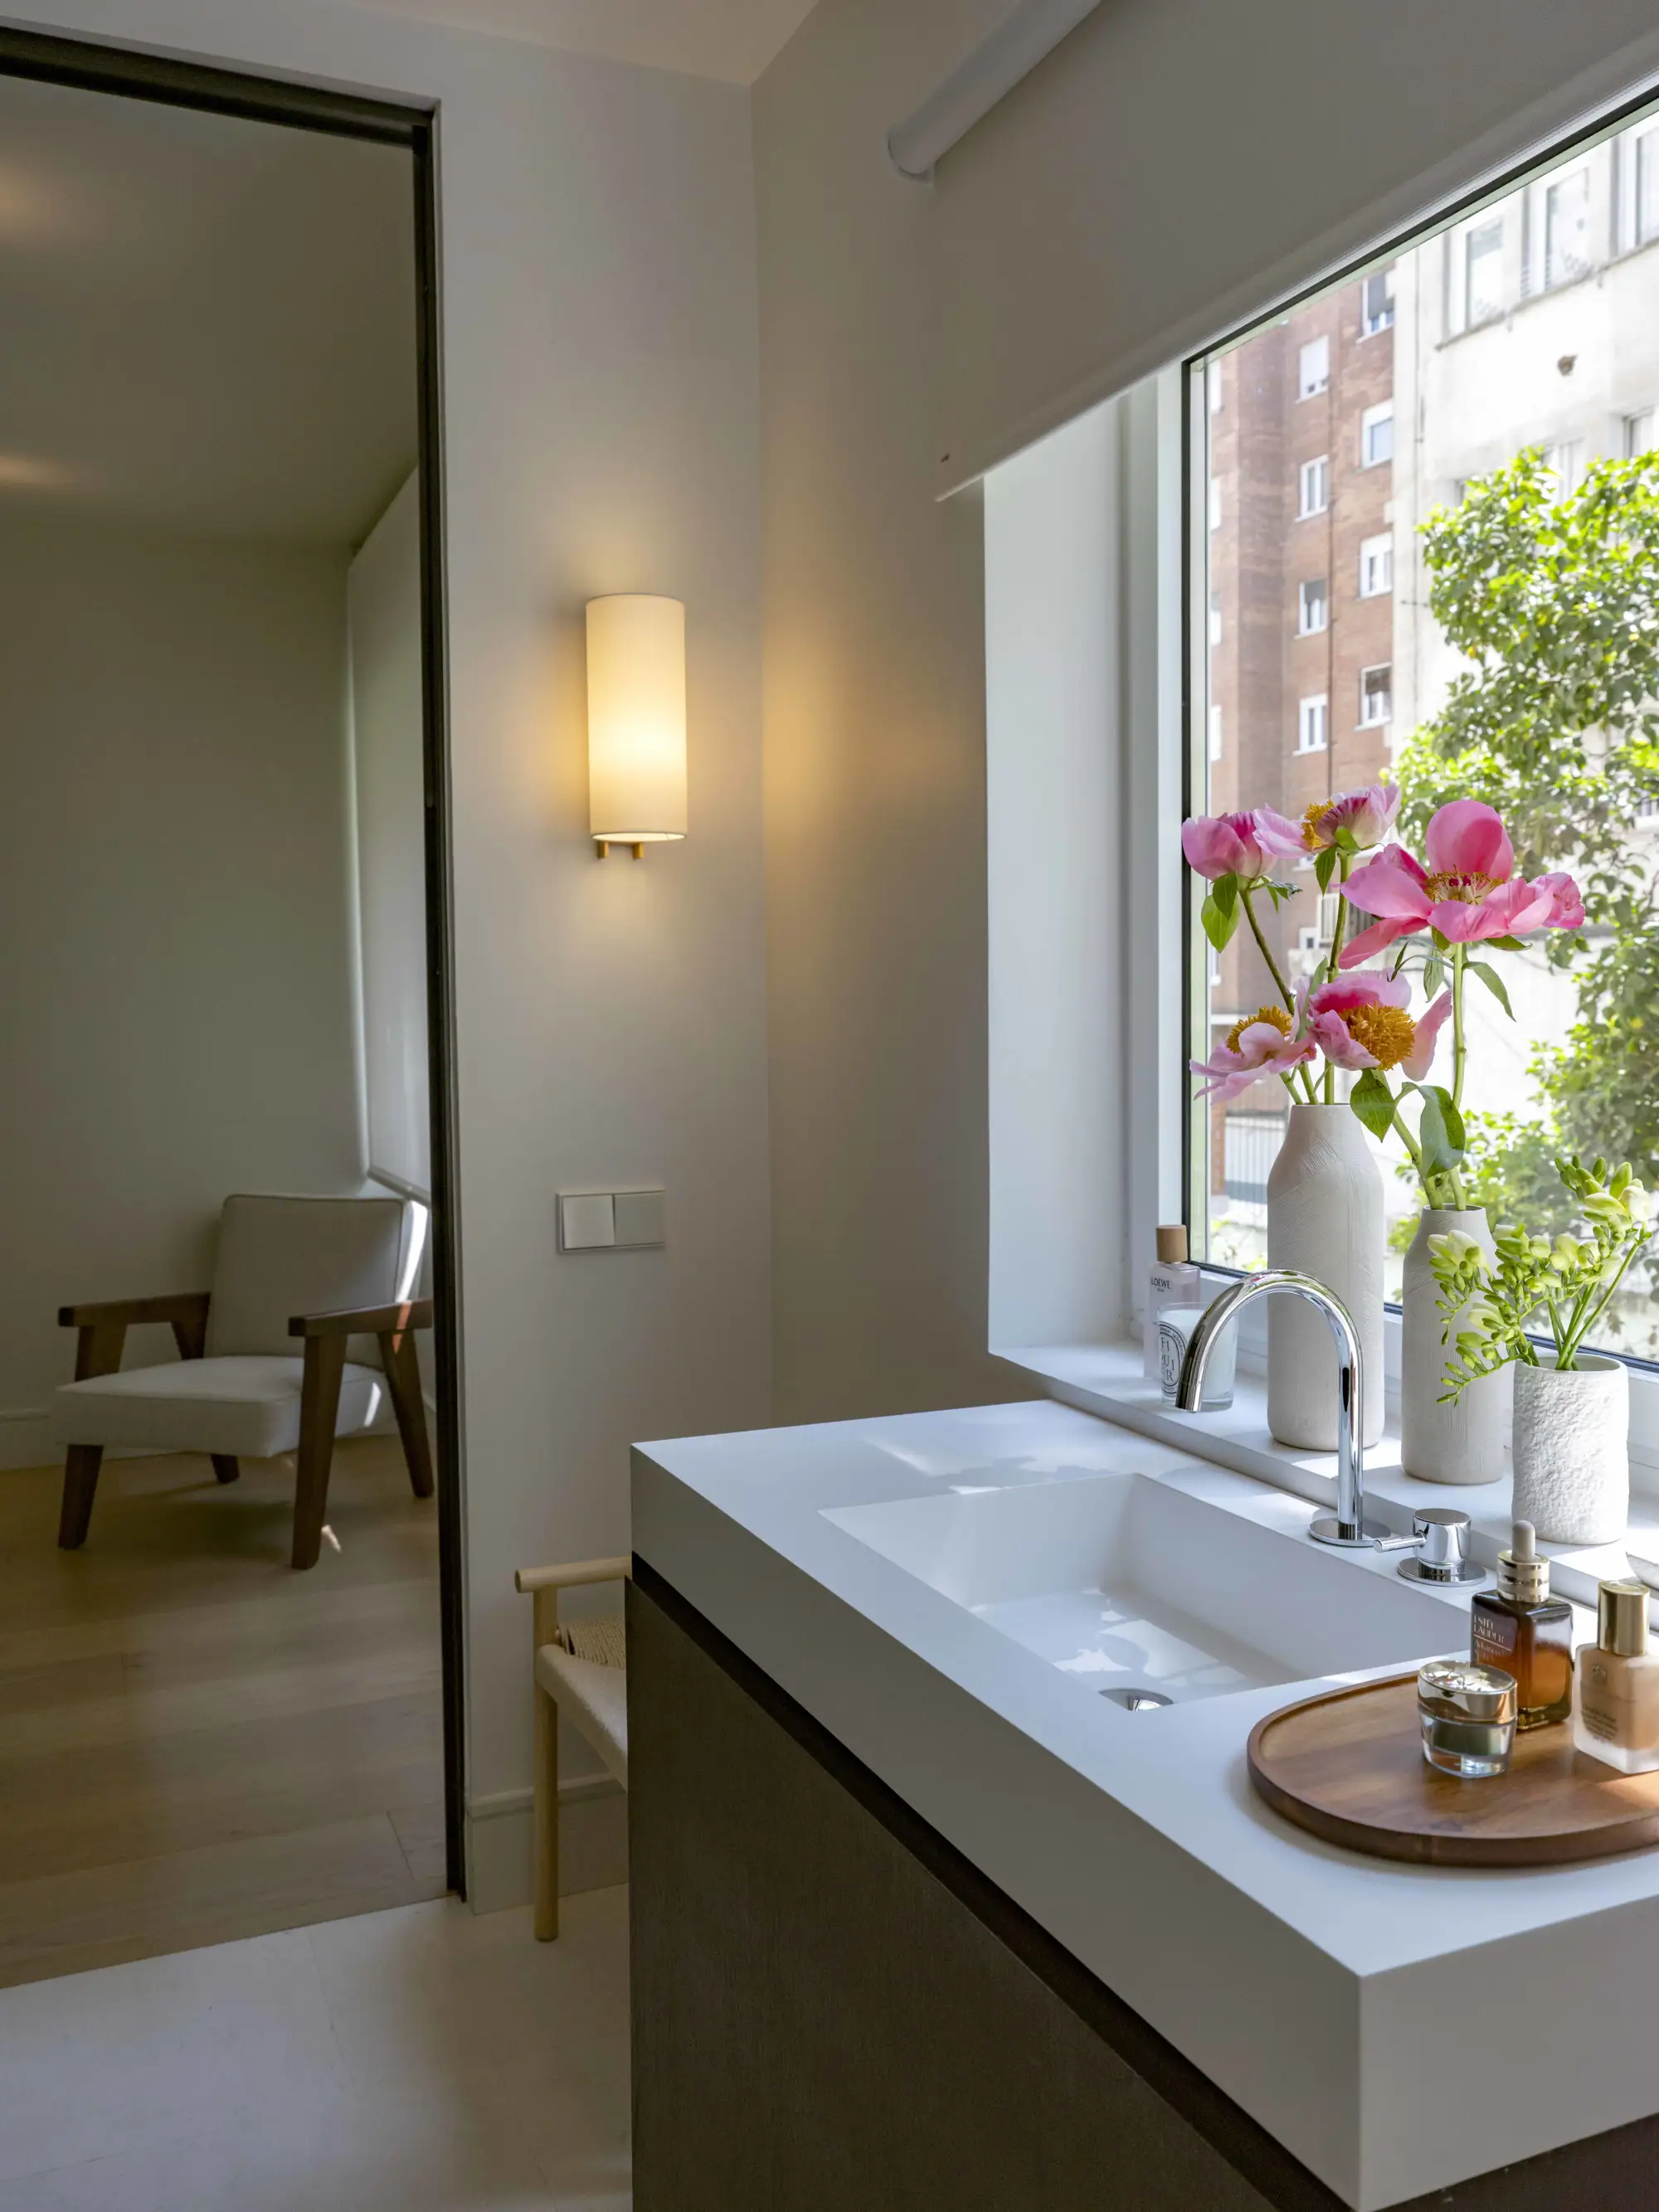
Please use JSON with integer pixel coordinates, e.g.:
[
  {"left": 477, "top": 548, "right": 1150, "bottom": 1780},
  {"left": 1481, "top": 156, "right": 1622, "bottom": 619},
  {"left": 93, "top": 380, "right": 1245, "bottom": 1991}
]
[{"left": 1204, "top": 269, "right": 1397, "bottom": 1210}]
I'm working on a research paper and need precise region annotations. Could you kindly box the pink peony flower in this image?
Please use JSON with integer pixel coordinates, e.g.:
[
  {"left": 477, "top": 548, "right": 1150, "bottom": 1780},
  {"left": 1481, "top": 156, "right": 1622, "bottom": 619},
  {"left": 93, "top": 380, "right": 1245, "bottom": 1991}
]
[
  {"left": 1181, "top": 808, "right": 1301, "bottom": 882},
  {"left": 1190, "top": 1009, "right": 1315, "bottom": 1102},
  {"left": 1300, "top": 783, "right": 1400, "bottom": 853},
  {"left": 1301, "top": 973, "right": 1410, "bottom": 1071},
  {"left": 1339, "top": 800, "right": 1584, "bottom": 965}
]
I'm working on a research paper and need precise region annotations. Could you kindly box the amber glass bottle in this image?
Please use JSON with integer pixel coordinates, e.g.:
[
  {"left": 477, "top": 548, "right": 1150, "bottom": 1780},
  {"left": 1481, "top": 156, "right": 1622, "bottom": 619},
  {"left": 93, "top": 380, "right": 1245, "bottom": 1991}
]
[{"left": 1470, "top": 1520, "right": 1573, "bottom": 1730}]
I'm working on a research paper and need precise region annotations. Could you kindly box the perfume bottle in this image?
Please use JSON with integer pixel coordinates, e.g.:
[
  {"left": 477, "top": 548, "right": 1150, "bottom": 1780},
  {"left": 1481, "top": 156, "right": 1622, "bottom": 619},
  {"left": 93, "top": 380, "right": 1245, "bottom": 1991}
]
[
  {"left": 1574, "top": 1580, "right": 1659, "bottom": 1776},
  {"left": 1469, "top": 1519, "right": 1573, "bottom": 1730},
  {"left": 1145, "top": 1226, "right": 1199, "bottom": 1382}
]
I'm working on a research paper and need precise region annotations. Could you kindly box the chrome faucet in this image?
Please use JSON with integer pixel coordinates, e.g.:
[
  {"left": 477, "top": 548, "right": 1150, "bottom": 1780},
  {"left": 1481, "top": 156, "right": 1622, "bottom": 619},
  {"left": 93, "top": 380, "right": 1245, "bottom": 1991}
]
[{"left": 1175, "top": 1270, "right": 1390, "bottom": 1549}]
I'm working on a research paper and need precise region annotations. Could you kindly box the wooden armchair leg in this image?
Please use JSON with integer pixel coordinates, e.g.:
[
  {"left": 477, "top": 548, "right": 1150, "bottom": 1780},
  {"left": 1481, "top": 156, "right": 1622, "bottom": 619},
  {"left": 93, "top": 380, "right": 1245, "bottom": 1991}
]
[
  {"left": 57, "top": 1445, "right": 105, "bottom": 1550},
  {"left": 379, "top": 1327, "right": 435, "bottom": 1500},
  {"left": 291, "top": 1335, "right": 347, "bottom": 1570},
  {"left": 211, "top": 1456, "right": 240, "bottom": 1485},
  {"left": 533, "top": 1586, "right": 559, "bottom": 1940}
]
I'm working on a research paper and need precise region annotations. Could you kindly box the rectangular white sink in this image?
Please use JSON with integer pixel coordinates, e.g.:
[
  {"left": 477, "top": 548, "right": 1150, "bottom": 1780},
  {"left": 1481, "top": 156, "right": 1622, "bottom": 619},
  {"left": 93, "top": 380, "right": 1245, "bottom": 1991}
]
[{"left": 824, "top": 1470, "right": 1462, "bottom": 1705}]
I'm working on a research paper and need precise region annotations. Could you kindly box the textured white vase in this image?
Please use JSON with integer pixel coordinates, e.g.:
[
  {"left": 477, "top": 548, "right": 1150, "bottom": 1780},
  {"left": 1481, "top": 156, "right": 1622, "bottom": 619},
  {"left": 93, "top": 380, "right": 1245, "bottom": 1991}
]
[
  {"left": 1511, "top": 1353, "right": 1628, "bottom": 1547},
  {"left": 1401, "top": 1208, "right": 1509, "bottom": 1485},
  {"left": 1267, "top": 1103, "right": 1384, "bottom": 1449}
]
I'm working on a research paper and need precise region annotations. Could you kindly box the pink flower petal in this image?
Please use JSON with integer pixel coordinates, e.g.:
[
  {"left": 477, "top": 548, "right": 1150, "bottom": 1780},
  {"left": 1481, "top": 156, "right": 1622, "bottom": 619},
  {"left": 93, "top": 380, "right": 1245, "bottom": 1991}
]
[
  {"left": 1402, "top": 989, "right": 1452, "bottom": 1081},
  {"left": 1342, "top": 846, "right": 1433, "bottom": 921},
  {"left": 1338, "top": 915, "right": 1419, "bottom": 967},
  {"left": 1423, "top": 800, "right": 1514, "bottom": 885},
  {"left": 1309, "top": 1009, "right": 1378, "bottom": 1071},
  {"left": 1253, "top": 806, "right": 1307, "bottom": 859}
]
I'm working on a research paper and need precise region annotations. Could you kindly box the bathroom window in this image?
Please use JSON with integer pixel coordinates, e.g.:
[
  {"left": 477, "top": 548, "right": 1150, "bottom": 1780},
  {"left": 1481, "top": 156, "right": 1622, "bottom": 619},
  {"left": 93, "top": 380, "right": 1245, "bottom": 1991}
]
[
  {"left": 1209, "top": 702, "right": 1223, "bottom": 761},
  {"left": 1209, "top": 475, "right": 1221, "bottom": 531},
  {"left": 1189, "top": 90, "right": 1659, "bottom": 1371},
  {"left": 1209, "top": 590, "right": 1223, "bottom": 644}
]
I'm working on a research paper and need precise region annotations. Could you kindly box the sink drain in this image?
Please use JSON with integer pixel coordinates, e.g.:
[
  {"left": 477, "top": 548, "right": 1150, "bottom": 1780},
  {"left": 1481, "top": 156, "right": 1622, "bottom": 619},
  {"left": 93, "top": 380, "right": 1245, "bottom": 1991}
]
[{"left": 1100, "top": 1685, "right": 1173, "bottom": 1710}]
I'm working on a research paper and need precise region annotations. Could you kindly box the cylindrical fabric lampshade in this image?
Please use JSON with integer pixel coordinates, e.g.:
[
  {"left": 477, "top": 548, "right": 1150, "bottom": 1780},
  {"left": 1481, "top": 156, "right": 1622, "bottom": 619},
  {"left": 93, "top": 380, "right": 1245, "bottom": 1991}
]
[{"left": 586, "top": 594, "right": 688, "bottom": 845}]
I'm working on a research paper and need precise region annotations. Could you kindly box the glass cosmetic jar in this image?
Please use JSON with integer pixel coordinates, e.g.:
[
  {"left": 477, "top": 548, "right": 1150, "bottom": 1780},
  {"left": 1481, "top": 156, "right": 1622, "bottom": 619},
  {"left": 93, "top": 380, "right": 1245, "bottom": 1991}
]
[{"left": 1418, "top": 1660, "right": 1518, "bottom": 1779}]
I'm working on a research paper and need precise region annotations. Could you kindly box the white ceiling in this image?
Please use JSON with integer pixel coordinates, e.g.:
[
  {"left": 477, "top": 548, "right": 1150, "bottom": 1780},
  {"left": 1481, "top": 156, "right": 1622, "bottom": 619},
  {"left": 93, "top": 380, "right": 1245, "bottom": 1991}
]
[
  {"left": 322, "top": 0, "right": 818, "bottom": 84},
  {"left": 0, "top": 74, "right": 416, "bottom": 542}
]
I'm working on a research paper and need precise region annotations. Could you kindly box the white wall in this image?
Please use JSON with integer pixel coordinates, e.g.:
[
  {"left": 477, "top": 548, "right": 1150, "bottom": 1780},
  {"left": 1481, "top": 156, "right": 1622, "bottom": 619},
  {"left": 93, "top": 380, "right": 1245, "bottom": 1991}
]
[
  {"left": 349, "top": 470, "right": 430, "bottom": 1197},
  {"left": 757, "top": 0, "right": 1014, "bottom": 1425},
  {"left": 0, "top": 508, "right": 362, "bottom": 1467},
  {"left": 7, "top": 0, "right": 774, "bottom": 1903}
]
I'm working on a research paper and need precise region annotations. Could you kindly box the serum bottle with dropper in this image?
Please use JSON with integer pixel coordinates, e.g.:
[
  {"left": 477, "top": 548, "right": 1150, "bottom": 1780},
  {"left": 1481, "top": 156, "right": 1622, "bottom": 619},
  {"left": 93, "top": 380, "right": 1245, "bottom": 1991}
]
[{"left": 1469, "top": 1520, "right": 1573, "bottom": 1731}]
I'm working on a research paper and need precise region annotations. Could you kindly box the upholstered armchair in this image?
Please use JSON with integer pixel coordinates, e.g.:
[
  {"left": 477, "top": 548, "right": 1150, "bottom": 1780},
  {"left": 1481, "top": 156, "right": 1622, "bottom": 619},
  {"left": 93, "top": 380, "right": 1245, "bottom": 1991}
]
[{"left": 53, "top": 1193, "right": 435, "bottom": 1569}]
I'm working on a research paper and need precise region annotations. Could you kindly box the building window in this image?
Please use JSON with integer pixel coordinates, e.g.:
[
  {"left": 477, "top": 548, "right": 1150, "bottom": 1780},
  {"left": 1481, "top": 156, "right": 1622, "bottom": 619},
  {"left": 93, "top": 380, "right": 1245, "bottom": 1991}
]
[
  {"left": 1297, "top": 578, "right": 1327, "bottom": 634},
  {"left": 1207, "top": 361, "right": 1224, "bottom": 413},
  {"left": 1209, "top": 590, "right": 1223, "bottom": 644},
  {"left": 1359, "top": 532, "right": 1393, "bottom": 597},
  {"left": 1360, "top": 401, "right": 1394, "bottom": 469},
  {"left": 1297, "top": 335, "right": 1330, "bottom": 399},
  {"left": 1627, "top": 409, "right": 1657, "bottom": 457},
  {"left": 1545, "top": 168, "right": 1593, "bottom": 289},
  {"left": 1541, "top": 439, "right": 1584, "bottom": 495},
  {"left": 1297, "top": 693, "right": 1328, "bottom": 752},
  {"left": 1359, "top": 663, "right": 1392, "bottom": 725},
  {"left": 1209, "top": 475, "right": 1221, "bottom": 531},
  {"left": 1208, "top": 702, "right": 1223, "bottom": 761},
  {"left": 1360, "top": 269, "right": 1395, "bottom": 336},
  {"left": 1460, "top": 216, "right": 1504, "bottom": 329},
  {"left": 1297, "top": 455, "right": 1329, "bottom": 516}
]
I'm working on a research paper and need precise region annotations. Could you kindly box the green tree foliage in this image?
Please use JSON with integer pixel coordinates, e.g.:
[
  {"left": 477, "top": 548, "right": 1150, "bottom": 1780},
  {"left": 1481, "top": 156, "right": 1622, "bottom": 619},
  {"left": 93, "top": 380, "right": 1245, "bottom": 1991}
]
[{"left": 1396, "top": 448, "right": 1659, "bottom": 1204}]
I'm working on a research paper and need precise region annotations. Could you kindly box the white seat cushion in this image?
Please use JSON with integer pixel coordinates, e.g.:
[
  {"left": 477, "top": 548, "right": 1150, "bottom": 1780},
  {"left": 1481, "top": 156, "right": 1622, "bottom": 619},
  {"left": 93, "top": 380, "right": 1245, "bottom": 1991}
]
[
  {"left": 51, "top": 1356, "right": 385, "bottom": 1460},
  {"left": 534, "top": 1645, "right": 629, "bottom": 1788}
]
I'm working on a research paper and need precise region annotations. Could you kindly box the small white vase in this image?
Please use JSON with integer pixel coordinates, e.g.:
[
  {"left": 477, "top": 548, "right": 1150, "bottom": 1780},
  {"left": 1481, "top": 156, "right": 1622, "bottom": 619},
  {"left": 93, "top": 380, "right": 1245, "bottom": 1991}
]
[
  {"left": 1511, "top": 1353, "right": 1629, "bottom": 1547},
  {"left": 1267, "top": 1103, "right": 1384, "bottom": 1450},
  {"left": 1401, "top": 1208, "right": 1509, "bottom": 1485}
]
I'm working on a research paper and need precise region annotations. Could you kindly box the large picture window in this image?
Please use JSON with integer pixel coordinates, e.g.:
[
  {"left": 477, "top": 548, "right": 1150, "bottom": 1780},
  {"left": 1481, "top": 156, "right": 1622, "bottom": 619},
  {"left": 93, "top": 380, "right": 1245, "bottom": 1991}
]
[{"left": 1193, "top": 111, "right": 1659, "bottom": 1362}]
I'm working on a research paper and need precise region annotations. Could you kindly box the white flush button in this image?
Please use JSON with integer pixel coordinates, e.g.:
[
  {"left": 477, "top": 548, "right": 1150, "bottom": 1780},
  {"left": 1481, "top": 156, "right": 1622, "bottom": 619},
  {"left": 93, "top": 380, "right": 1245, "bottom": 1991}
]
[
  {"left": 559, "top": 1192, "right": 615, "bottom": 1251},
  {"left": 613, "top": 1189, "right": 665, "bottom": 1248}
]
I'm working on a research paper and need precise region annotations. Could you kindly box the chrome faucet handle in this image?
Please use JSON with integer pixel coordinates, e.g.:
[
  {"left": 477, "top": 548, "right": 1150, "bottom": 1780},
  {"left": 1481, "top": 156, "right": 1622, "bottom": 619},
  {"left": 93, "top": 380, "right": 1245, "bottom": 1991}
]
[{"left": 1396, "top": 1506, "right": 1486, "bottom": 1586}]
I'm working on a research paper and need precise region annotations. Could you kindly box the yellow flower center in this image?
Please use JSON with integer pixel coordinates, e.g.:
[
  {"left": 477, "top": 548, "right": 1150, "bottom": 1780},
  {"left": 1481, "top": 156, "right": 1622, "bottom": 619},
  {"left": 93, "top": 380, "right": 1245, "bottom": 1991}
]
[
  {"left": 1343, "top": 1003, "right": 1417, "bottom": 1068},
  {"left": 1423, "top": 868, "right": 1500, "bottom": 902},
  {"left": 1225, "top": 1004, "right": 1292, "bottom": 1053},
  {"left": 1301, "top": 800, "right": 1335, "bottom": 851}
]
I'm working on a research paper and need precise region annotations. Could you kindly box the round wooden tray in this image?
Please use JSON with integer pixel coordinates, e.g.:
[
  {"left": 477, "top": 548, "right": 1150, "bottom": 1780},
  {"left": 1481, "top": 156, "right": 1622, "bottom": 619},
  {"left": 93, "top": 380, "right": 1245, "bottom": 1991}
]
[{"left": 1248, "top": 1671, "right": 1659, "bottom": 1867}]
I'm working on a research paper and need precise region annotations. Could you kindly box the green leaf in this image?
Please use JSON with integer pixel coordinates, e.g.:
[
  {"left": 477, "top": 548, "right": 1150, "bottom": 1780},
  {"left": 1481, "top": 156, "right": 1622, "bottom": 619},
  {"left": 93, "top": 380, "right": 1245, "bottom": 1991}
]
[
  {"left": 1201, "top": 892, "right": 1239, "bottom": 952},
  {"left": 1423, "top": 950, "right": 1445, "bottom": 999},
  {"left": 1417, "top": 1085, "right": 1467, "bottom": 1181},
  {"left": 1314, "top": 845, "right": 1338, "bottom": 892},
  {"left": 1468, "top": 960, "right": 1514, "bottom": 1018},
  {"left": 1350, "top": 1068, "right": 1398, "bottom": 1140},
  {"left": 1484, "top": 934, "right": 1525, "bottom": 951},
  {"left": 1211, "top": 872, "right": 1238, "bottom": 921}
]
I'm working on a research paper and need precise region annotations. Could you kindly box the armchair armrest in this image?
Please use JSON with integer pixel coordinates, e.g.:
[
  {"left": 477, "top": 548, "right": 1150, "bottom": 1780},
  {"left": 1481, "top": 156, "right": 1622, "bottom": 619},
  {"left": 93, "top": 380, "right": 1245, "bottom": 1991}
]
[
  {"left": 288, "top": 1298, "right": 434, "bottom": 1339},
  {"left": 515, "top": 1556, "right": 631, "bottom": 1595},
  {"left": 59, "top": 1291, "right": 210, "bottom": 1330}
]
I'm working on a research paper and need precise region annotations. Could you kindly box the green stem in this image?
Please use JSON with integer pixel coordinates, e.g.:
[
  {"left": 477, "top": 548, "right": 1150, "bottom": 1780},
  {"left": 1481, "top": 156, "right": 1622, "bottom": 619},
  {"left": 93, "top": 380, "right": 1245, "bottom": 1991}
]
[
  {"left": 1451, "top": 945, "right": 1468, "bottom": 1114},
  {"left": 1566, "top": 1237, "right": 1647, "bottom": 1364},
  {"left": 1241, "top": 885, "right": 1299, "bottom": 1024},
  {"left": 1321, "top": 856, "right": 1352, "bottom": 1106}
]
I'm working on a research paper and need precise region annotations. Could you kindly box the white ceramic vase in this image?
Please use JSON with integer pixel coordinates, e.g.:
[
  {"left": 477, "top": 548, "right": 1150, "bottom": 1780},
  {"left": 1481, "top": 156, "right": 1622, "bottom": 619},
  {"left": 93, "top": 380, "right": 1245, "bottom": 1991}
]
[
  {"left": 1511, "top": 1352, "right": 1629, "bottom": 1547},
  {"left": 1267, "top": 1102, "right": 1384, "bottom": 1449},
  {"left": 1401, "top": 1208, "right": 1509, "bottom": 1485}
]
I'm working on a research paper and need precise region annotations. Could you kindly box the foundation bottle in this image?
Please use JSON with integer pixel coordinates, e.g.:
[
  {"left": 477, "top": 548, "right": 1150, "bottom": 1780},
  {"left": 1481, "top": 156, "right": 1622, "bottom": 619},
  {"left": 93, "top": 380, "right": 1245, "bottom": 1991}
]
[
  {"left": 1574, "top": 1581, "right": 1659, "bottom": 1776},
  {"left": 1469, "top": 1520, "right": 1573, "bottom": 1730}
]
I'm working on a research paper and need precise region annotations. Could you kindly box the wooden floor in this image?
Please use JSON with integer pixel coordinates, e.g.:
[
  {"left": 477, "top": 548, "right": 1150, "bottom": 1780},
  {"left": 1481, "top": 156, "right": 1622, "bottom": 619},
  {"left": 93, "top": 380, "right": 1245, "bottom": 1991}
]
[{"left": 0, "top": 1434, "right": 445, "bottom": 1989}]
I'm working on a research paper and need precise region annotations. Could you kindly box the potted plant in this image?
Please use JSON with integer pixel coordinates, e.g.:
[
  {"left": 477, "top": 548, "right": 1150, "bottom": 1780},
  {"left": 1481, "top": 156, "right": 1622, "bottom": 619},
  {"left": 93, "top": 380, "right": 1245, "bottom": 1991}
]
[{"left": 1429, "top": 1157, "right": 1650, "bottom": 1544}]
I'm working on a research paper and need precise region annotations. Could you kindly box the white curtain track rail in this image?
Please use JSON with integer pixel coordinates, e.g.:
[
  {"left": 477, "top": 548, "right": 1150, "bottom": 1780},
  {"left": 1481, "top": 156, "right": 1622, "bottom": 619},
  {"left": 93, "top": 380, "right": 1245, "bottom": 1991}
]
[{"left": 886, "top": 0, "right": 1103, "bottom": 181}]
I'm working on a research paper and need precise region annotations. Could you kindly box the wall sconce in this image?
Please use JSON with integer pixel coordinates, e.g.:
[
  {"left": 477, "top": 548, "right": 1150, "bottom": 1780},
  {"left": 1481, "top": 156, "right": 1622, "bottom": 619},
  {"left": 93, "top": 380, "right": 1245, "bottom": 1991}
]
[{"left": 586, "top": 594, "right": 688, "bottom": 859}]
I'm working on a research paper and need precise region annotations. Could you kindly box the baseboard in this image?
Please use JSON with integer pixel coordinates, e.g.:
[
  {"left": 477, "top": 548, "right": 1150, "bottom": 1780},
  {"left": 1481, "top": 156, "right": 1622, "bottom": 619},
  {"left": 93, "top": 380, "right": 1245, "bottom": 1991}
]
[{"left": 465, "top": 1774, "right": 628, "bottom": 1914}]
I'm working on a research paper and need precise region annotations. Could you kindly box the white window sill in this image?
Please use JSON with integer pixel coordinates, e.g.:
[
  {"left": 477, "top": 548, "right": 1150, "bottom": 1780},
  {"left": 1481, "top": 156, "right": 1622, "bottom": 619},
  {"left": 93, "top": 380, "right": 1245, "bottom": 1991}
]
[{"left": 995, "top": 1339, "right": 1659, "bottom": 1620}]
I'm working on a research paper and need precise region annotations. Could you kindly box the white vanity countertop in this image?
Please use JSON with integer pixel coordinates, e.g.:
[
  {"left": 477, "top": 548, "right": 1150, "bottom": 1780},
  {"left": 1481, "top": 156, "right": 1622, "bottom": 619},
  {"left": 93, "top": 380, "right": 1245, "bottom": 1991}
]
[{"left": 633, "top": 1393, "right": 1659, "bottom": 2211}]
